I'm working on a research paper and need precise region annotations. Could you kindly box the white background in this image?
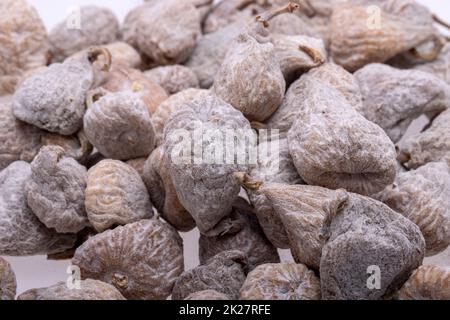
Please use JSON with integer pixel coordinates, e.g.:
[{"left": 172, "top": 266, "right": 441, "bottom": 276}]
[{"left": 4, "top": 0, "right": 450, "bottom": 297}]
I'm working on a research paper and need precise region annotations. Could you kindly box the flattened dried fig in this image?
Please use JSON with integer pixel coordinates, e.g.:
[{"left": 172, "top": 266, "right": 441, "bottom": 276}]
[
  {"left": 83, "top": 91, "right": 156, "bottom": 160},
  {"left": 320, "top": 193, "right": 425, "bottom": 300},
  {"left": 163, "top": 93, "right": 252, "bottom": 234},
  {"left": 85, "top": 160, "right": 153, "bottom": 232},
  {"left": 396, "top": 265, "right": 450, "bottom": 300},
  {"left": 72, "top": 219, "right": 183, "bottom": 300},
  {"left": 26, "top": 146, "right": 89, "bottom": 234},
  {"left": 49, "top": 6, "right": 119, "bottom": 62},
  {"left": 144, "top": 65, "right": 199, "bottom": 95},
  {"left": 354, "top": 63, "right": 450, "bottom": 142},
  {"left": 143, "top": 146, "right": 195, "bottom": 232},
  {"left": 375, "top": 162, "right": 450, "bottom": 256},
  {"left": 0, "top": 161, "right": 76, "bottom": 256},
  {"left": 185, "top": 290, "right": 230, "bottom": 300},
  {"left": 199, "top": 198, "right": 279, "bottom": 270},
  {"left": 0, "top": 257, "right": 16, "bottom": 300},
  {"left": 172, "top": 250, "right": 248, "bottom": 300},
  {"left": 18, "top": 279, "right": 125, "bottom": 300},
  {"left": 239, "top": 262, "right": 321, "bottom": 300},
  {"left": 0, "top": 0, "right": 49, "bottom": 95}
]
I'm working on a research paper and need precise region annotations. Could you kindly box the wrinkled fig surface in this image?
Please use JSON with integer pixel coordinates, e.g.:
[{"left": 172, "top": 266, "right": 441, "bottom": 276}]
[{"left": 0, "top": 257, "right": 16, "bottom": 300}]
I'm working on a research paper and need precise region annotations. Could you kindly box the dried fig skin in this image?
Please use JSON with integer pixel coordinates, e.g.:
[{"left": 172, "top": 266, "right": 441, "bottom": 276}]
[
  {"left": 26, "top": 146, "right": 90, "bottom": 234},
  {"left": 144, "top": 65, "right": 200, "bottom": 95},
  {"left": 83, "top": 90, "right": 156, "bottom": 160},
  {"left": 395, "top": 265, "right": 450, "bottom": 300},
  {"left": 142, "top": 146, "right": 196, "bottom": 232},
  {"left": 239, "top": 262, "right": 321, "bottom": 300},
  {"left": 262, "top": 183, "right": 349, "bottom": 270},
  {"left": 172, "top": 250, "right": 248, "bottom": 300},
  {"left": 40, "top": 130, "right": 93, "bottom": 165},
  {"left": 287, "top": 79, "right": 397, "bottom": 196},
  {"left": 17, "top": 279, "right": 126, "bottom": 300},
  {"left": 354, "top": 63, "right": 450, "bottom": 143},
  {"left": 198, "top": 199, "right": 280, "bottom": 271},
  {"left": 163, "top": 93, "right": 252, "bottom": 234},
  {"left": 12, "top": 51, "right": 98, "bottom": 136},
  {"left": 320, "top": 193, "right": 425, "bottom": 300},
  {"left": 375, "top": 162, "right": 450, "bottom": 256},
  {"left": 0, "top": 0, "right": 49, "bottom": 95},
  {"left": 49, "top": 6, "right": 119, "bottom": 63},
  {"left": 85, "top": 160, "right": 153, "bottom": 233},
  {"left": 185, "top": 290, "right": 230, "bottom": 300},
  {"left": 72, "top": 219, "right": 184, "bottom": 300},
  {"left": 0, "top": 257, "right": 17, "bottom": 300},
  {"left": 0, "top": 161, "right": 76, "bottom": 256},
  {"left": 411, "top": 43, "right": 450, "bottom": 85}
]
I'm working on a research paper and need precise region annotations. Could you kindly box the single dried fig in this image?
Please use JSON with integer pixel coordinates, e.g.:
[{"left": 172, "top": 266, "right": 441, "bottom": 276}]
[
  {"left": 262, "top": 183, "right": 348, "bottom": 270},
  {"left": 17, "top": 279, "right": 125, "bottom": 300},
  {"left": 320, "top": 193, "right": 425, "bottom": 300},
  {"left": 0, "top": 161, "right": 76, "bottom": 256},
  {"left": 0, "top": 257, "right": 16, "bottom": 300},
  {"left": 239, "top": 262, "right": 321, "bottom": 300},
  {"left": 172, "top": 250, "right": 248, "bottom": 300},
  {"left": 72, "top": 219, "right": 183, "bottom": 300},
  {"left": 354, "top": 63, "right": 450, "bottom": 142},
  {"left": 185, "top": 290, "right": 230, "bottom": 300},
  {"left": 83, "top": 90, "right": 156, "bottom": 160},
  {"left": 85, "top": 159, "right": 153, "bottom": 232},
  {"left": 143, "top": 146, "right": 195, "bottom": 232},
  {"left": 395, "top": 265, "right": 450, "bottom": 300},
  {"left": 49, "top": 6, "right": 119, "bottom": 62},
  {"left": 199, "top": 198, "right": 280, "bottom": 270},
  {"left": 144, "top": 65, "right": 199, "bottom": 95},
  {"left": 0, "top": 0, "right": 49, "bottom": 95},
  {"left": 287, "top": 79, "right": 397, "bottom": 195},
  {"left": 26, "top": 146, "right": 89, "bottom": 234},
  {"left": 122, "top": 0, "right": 201, "bottom": 65},
  {"left": 13, "top": 48, "right": 111, "bottom": 135},
  {"left": 375, "top": 162, "right": 450, "bottom": 256},
  {"left": 163, "top": 93, "right": 252, "bottom": 234}
]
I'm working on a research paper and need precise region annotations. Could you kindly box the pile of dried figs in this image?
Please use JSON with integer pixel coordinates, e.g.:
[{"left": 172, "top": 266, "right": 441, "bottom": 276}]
[{"left": 1, "top": 0, "right": 450, "bottom": 300}]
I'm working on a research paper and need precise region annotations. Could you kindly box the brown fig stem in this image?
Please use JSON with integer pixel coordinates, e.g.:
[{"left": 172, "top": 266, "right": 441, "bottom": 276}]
[
  {"left": 298, "top": 44, "right": 324, "bottom": 64},
  {"left": 432, "top": 13, "right": 450, "bottom": 31},
  {"left": 234, "top": 172, "right": 263, "bottom": 190},
  {"left": 88, "top": 47, "right": 112, "bottom": 71},
  {"left": 255, "top": 2, "right": 299, "bottom": 28}
]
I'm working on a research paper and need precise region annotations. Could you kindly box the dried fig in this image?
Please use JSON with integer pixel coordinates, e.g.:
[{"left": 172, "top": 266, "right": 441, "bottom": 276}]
[
  {"left": 144, "top": 65, "right": 199, "bottom": 95},
  {"left": 40, "top": 130, "right": 93, "bottom": 165},
  {"left": 239, "top": 262, "right": 321, "bottom": 300},
  {"left": 26, "top": 146, "right": 89, "bottom": 234},
  {"left": 185, "top": 290, "right": 230, "bottom": 300},
  {"left": 0, "top": 161, "right": 76, "bottom": 256},
  {"left": 125, "top": 157, "right": 147, "bottom": 178},
  {"left": 0, "top": 257, "right": 16, "bottom": 300},
  {"left": 375, "top": 162, "right": 450, "bottom": 256},
  {"left": 85, "top": 160, "right": 153, "bottom": 232},
  {"left": 172, "top": 250, "right": 248, "bottom": 300}
]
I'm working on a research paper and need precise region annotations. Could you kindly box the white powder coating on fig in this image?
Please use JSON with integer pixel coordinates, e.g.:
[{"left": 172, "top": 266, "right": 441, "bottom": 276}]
[
  {"left": 0, "top": 102, "right": 43, "bottom": 171},
  {"left": 320, "top": 193, "right": 425, "bottom": 300},
  {"left": 396, "top": 265, "right": 450, "bottom": 300},
  {"left": 287, "top": 79, "right": 397, "bottom": 196},
  {"left": 172, "top": 250, "right": 248, "bottom": 300},
  {"left": 375, "top": 162, "right": 450, "bottom": 256},
  {"left": 17, "top": 279, "right": 126, "bottom": 300},
  {"left": 25, "top": 146, "right": 90, "bottom": 234},
  {"left": 213, "top": 33, "right": 285, "bottom": 122},
  {"left": 152, "top": 89, "right": 210, "bottom": 146},
  {"left": 163, "top": 93, "right": 252, "bottom": 234},
  {"left": 267, "top": 62, "right": 363, "bottom": 134},
  {"left": 12, "top": 53, "right": 95, "bottom": 135},
  {"left": 239, "top": 262, "right": 321, "bottom": 300},
  {"left": 185, "top": 290, "right": 230, "bottom": 300},
  {"left": 85, "top": 160, "right": 153, "bottom": 232},
  {"left": 123, "top": 0, "right": 201, "bottom": 65},
  {"left": 263, "top": 184, "right": 348, "bottom": 270},
  {"left": 144, "top": 65, "right": 199, "bottom": 95},
  {"left": 0, "top": 161, "right": 76, "bottom": 256},
  {"left": 142, "top": 146, "right": 196, "bottom": 232},
  {"left": 354, "top": 63, "right": 450, "bottom": 142},
  {"left": 399, "top": 109, "right": 450, "bottom": 169},
  {"left": 0, "top": 257, "right": 17, "bottom": 300},
  {"left": 0, "top": 0, "right": 49, "bottom": 95},
  {"left": 49, "top": 6, "right": 119, "bottom": 63},
  {"left": 72, "top": 219, "right": 184, "bottom": 300},
  {"left": 83, "top": 91, "right": 156, "bottom": 160},
  {"left": 245, "top": 138, "right": 303, "bottom": 249}
]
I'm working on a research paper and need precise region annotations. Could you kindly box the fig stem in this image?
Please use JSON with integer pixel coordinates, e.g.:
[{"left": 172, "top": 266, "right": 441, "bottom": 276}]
[
  {"left": 255, "top": 2, "right": 300, "bottom": 28},
  {"left": 234, "top": 172, "right": 263, "bottom": 190},
  {"left": 88, "top": 47, "right": 112, "bottom": 71},
  {"left": 432, "top": 13, "right": 450, "bottom": 31}
]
